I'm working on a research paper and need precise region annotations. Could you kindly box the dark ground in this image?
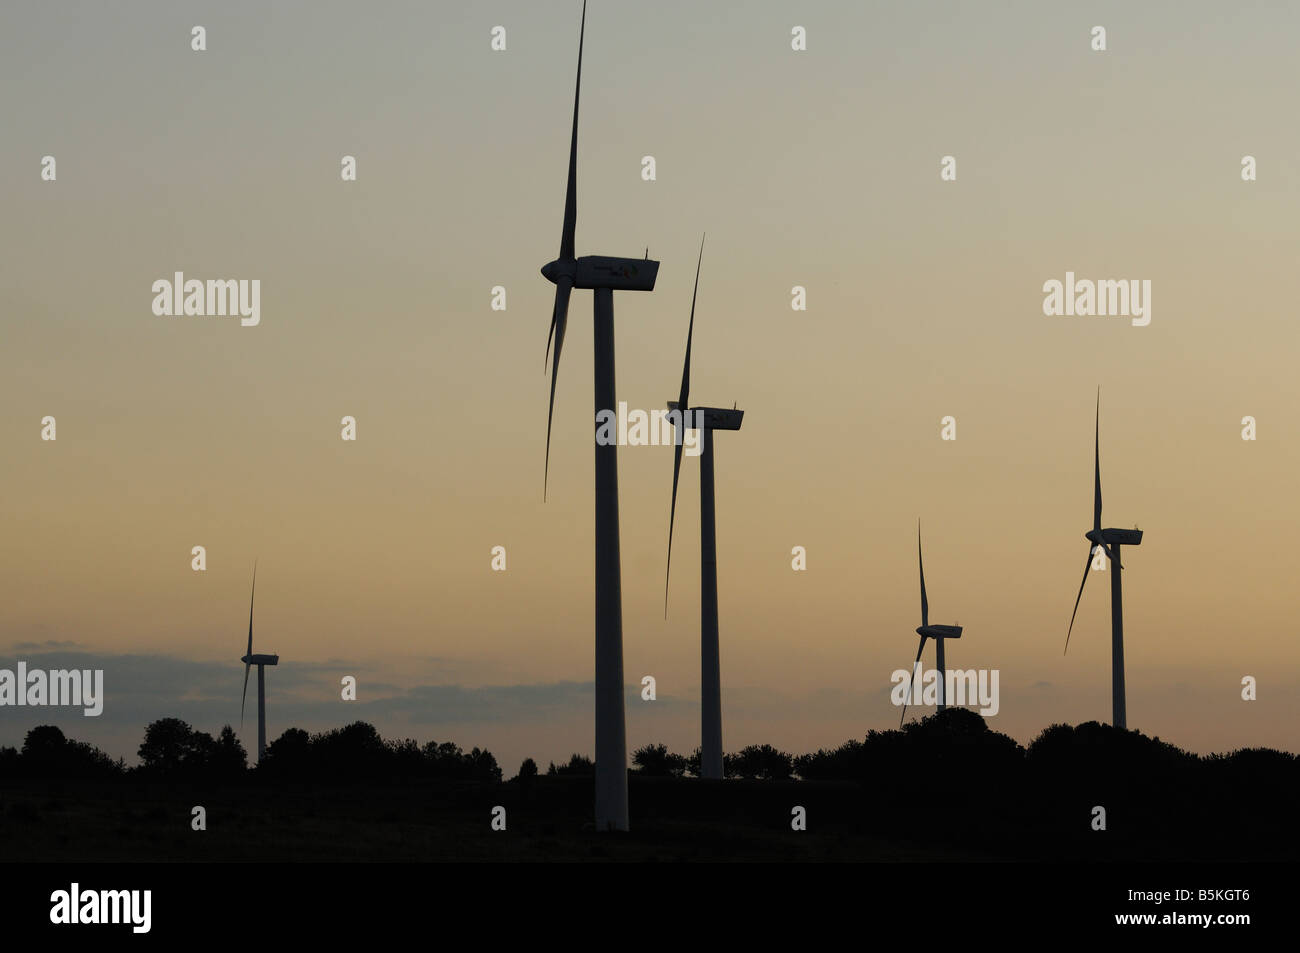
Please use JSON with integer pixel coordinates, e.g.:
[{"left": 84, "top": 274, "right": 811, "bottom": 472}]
[{"left": 2, "top": 770, "right": 1293, "bottom": 862}]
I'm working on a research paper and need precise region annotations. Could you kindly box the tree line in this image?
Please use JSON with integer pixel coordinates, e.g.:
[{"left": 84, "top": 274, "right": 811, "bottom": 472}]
[
  {"left": 0, "top": 718, "right": 502, "bottom": 783},
  {"left": 1, "top": 708, "right": 1294, "bottom": 785}
]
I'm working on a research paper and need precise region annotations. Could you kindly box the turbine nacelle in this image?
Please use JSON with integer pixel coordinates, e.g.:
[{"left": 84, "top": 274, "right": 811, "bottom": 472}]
[
  {"left": 665, "top": 402, "right": 744, "bottom": 431},
  {"left": 917, "top": 624, "right": 962, "bottom": 640},
  {"left": 541, "top": 255, "right": 659, "bottom": 291},
  {"left": 241, "top": 654, "right": 279, "bottom": 666},
  {"left": 1087, "top": 527, "right": 1144, "bottom": 547}
]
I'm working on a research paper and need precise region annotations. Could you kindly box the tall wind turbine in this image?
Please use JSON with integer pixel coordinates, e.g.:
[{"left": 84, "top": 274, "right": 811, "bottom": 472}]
[
  {"left": 1065, "top": 390, "right": 1142, "bottom": 729},
  {"left": 663, "top": 236, "right": 743, "bottom": 781},
  {"left": 240, "top": 564, "right": 279, "bottom": 763},
  {"left": 900, "top": 523, "right": 963, "bottom": 727},
  {"left": 539, "top": 0, "right": 659, "bottom": 832}
]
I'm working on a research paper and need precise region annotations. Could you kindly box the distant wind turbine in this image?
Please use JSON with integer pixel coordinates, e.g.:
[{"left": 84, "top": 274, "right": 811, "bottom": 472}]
[
  {"left": 1065, "top": 389, "right": 1143, "bottom": 729},
  {"left": 663, "top": 236, "right": 744, "bottom": 781},
  {"left": 539, "top": 0, "right": 659, "bottom": 832},
  {"left": 900, "top": 523, "right": 963, "bottom": 727},
  {"left": 240, "top": 564, "right": 279, "bottom": 763}
]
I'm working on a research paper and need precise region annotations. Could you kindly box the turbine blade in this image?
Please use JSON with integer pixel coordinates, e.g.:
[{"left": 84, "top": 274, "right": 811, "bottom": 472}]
[
  {"left": 900, "top": 635, "right": 928, "bottom": 728},
  {"left": 1065, "top": 547, "right": 1094, "bottom": 653},
  {"left": 664, "top": 236, "right": 705, "bottom": 617},
  {"left": 677, "top": 235, "right": 704, "bottom": 412},
  {"left": 246, "top": 562, "right": 257, "bottom": 658},
  {"left": 543, "top": 276, "right": 573, "bottom": 501},
  {"left": 918, "top": 520, "right": 929, "bottom": 628},
  {"left": 545, "top": 307, "right": 556, "bottom": 372},
  {"left": 242, "top": 561, "right": 256, "bottom": 727},
  {"left": 1093, "top": 388, "right": 1102, "bottom": 532},
  {"left": 664, "top": 440, "right": 684, "bottom": 618},
  {"left": 559, "top": 1, "right": 585, "bottom": 261}
]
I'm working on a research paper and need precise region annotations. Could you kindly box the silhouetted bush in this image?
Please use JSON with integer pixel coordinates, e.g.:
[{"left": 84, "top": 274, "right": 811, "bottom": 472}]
[
  {"left": 1025, "top": 720, "right": 1191, "bottom": 769},
  {"left": 1024, "top": 720, "right": 1197, "bottom": 805},
  {"left": 792, "top": 708, "right": 1023, "bottom": 792}
]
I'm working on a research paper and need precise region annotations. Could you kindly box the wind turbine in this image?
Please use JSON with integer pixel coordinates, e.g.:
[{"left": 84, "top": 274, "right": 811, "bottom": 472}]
[
  {"left": 539, "top": 0, "right": 659, "bottom": 832},
  {"left": 900, "top": 523, "right": 963, "bottom": 727},
  {"left": 663, "top": 236, "right": 743, "bottom": 781},
  {"left": 240, "top": 564, "right": 279, "bottom": 763},
  {"left": 1065, "top": 389, "right": 1142, "bottom": 729}
]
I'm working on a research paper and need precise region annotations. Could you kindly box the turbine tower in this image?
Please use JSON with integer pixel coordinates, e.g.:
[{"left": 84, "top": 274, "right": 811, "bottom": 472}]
[
  {"left": 1065, "top": 389, "right": 1142, "bottom": 729},
  {"left": 240, "top": 564, "right": 279, "bottom": 763},
  {"left": 663, "top": 237, "right": 743, "bottom": 781},
  {"left": 900, "top": 522, "right": 963, "bottom": 726},
  {"left": 540, "top": 0, "right": 659, "bottom": 832}
]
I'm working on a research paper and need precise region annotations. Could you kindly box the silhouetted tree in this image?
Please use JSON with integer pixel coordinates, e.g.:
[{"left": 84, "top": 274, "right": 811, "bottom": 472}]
[
  {"left": 21, "top": 725, "right": 68, "bottom": 762},
  {"left": 686, "top": 747, "right": 735, "bottom": 778},
  {"left": 309, "top": 721, "right": 388, "bottom": 777},
  {"left": 467, "top": 747, "right": 503, "bottom": 783},
  {"left": 260, "top": 727, "right": 310, "bottom": 773},
  {"left": 422, "top": 741, "right": 502, "bottom": 781},
  {"left": 137, "top": 719, "right": 247, "bottom": 777},
  {"left": 19, "top": 725, "right": 121, "bottom": 777},
  {"left": 795, "top": 738, "right": 868, "bottom": 780},
  {"left": 547, "top": 753, "right": 593, "bottom": 776},
  {"left": 138, "top": 718, "right": 202, "bottom": 774},
  {"left": 387, "top": 738, "right": 425, "bottom": 777},
  {"left": 515, "top": 757, "right": 538, "bottom": 799},
  {"left": 729, "top": 744, "right": 794, "bottom": 780},
  {"left": 423, "top": 740, "right": 465, "bottom": 777},
  {"left": 210, "top": 725, "right": 247, "bottom": 775},
  {"left": 632, "top": 743, "right": 687, "bottom": 777}
]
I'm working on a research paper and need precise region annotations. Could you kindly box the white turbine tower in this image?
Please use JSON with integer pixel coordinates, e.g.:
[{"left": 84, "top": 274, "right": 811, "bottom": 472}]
[
  {"left": 240, "top": 564, "right": 279, "bottom": 763},
  {"left": 1065, "top": 389, "right": 1143, "bottom": 729},
  {"left": 900, "top": 523, "right": 963, "bottom": 726},
  {"left": 540, "top": 0, "right": 659, "bottom": 832},
  {"left": 663, "top": 236, "right": 744, "bottom": 781}
]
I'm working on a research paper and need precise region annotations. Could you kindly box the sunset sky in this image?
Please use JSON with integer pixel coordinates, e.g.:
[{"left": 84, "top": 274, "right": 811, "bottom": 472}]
[{"left": 2, "top": 0, "right": 1298, "bottom": 772}]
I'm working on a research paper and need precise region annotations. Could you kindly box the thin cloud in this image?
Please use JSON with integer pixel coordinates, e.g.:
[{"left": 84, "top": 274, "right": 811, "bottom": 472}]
[{"left": 0, "top": 650, "right": 678, "bottom": 764}]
